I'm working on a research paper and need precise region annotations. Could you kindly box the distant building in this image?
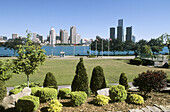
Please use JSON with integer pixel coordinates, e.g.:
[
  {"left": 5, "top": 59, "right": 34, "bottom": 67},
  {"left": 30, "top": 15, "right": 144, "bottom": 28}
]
[
  {"left": 110, "top": 27, "right": 115, "bottom": 39},
  {"left": 12, "top": 34, "right": 19, "bottom": 39},
  {"left": 126, "top": 26, "right": 132, "bottom": 41},
  {"left": 132, "top": 35, "right": 135, "bottom": 43},
  {"left": 37, "top": 34, "right": 44, "bottom": 43},
  {"left": 0, "top": 36, "right": 7, "bottom": 40},
  {"left": 60, "top": 29, "right": 64, "bottom": 43},
  {"left": 33, "top": 33, "right": 37, "bottom": 41},
  {"left": 76, "top": 33, "right": 81, "bottom": 44},
  {"left": 81, "top": 38, "right": 91, "bottom": 45},
  {"left": 117, "top": 19, "right": 124, "bottom": 42},
  {"left": 50, "top": 27, "right": 56, "bottom": 45},
  {"left": 63, "top": 30, "right": 69, "bottom": 43},
  {"left": 70, "top": 26, "right": 76, "bottom": 44}
]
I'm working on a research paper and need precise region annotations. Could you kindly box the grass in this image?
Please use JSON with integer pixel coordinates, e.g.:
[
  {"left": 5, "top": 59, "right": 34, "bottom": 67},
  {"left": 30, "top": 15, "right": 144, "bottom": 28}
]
[{"left": 5, "top": 58, "right": 170, "bottom": 87}]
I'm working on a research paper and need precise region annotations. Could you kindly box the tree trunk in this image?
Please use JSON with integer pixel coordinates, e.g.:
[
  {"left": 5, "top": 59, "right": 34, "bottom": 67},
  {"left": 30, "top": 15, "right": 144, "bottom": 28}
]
[
  {"left": 27, "top": 75, "right": 29, "bottom": 87},
  {"left": 14, "top": 50, "right": 16, "bottom": 56}
]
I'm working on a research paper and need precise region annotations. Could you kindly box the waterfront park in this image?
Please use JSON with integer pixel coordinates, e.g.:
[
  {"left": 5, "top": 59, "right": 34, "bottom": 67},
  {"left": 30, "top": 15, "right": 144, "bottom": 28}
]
[{"left": 0, "top": 33, "right": 170, "bottom": 112}]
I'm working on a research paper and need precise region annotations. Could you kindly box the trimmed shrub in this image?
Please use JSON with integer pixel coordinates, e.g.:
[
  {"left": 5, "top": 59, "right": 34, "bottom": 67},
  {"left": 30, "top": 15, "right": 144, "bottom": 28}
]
[
  {"left": 58, "top": 88, "right": 71, "bottom": 99},
  {"left": 14, "top": 82, "right": 41, "bottom": 89},
  {"left": 94, "top": 95, "right": 110, "bottom": 106},
  {"left": 0, "top": 81, "right": 6, "bottom": 101},
  {"left": 71, "top": 91, "right": 87, "bottom": 107},
  {"left": 141, "top": 59, "right": 154, "bottom": 66},
  {"left": 133, "top": 70, "right": 167, "bottom": 96},
  {"left": 130, "top": 58, "right": 142, "bottom": 65},
  {"left": 9, "top": 88, "right": 22, "bottom": 95},
  {"left": 71, "top": 58, "right": 89, "bottom": 95},
  {"left": 16, "top": 95, "right": 39, "bottom": 112},
  {"left": 48, "top": 99, "right": 63, "bottom": 112},
  {"left": 127, "top": 94, "right": 144, "bottom": 105},
  {"left": 119, "top": 73, "right": 129, "bottom": 90},
  {"left": 43, "top": 72, "right": 58, "bottom": 90},
  {"left": 90, "top": 66, "right": 106, "bottom": 95},
  {"left": 31, "top": 87, "right": 42, "bottom": 96},
  {"left": 36, "top": 88, "right": 58, "bottom": 103},
  {"left": 109, "top": 85, "right": 127, "bottom": 102}
]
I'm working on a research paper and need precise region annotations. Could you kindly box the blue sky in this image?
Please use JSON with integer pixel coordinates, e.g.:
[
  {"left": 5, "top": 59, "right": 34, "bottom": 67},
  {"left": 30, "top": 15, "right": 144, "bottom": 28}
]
[{"left": 0, "top": 0, "right": 170, "bottom": 41}]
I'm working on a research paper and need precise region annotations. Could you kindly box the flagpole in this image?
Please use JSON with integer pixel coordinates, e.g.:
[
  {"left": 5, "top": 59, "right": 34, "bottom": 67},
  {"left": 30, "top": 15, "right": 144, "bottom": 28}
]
[
  {"left": 96, "top": 40, "right": 97, "bottom": 57},
  {"left": 108, "top": 39, "right": 109, "bottom": 56},
  {"left": 102, "top": 39, "right": 103, "bottom": 58}
]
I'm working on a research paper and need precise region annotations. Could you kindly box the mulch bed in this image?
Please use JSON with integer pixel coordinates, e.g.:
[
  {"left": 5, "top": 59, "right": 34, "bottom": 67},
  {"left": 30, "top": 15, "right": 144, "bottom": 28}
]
[{"left": 36, "top": 91, "right": 170, "bottom": 112}]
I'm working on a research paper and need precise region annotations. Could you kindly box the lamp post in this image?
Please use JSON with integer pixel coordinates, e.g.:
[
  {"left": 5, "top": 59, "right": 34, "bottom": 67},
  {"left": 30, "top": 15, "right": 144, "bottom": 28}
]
[
  {"left": 102, "top": 38, "right": 104, "bottom": 58},
  {"left": 96, "top": 39, "right": 98, "bottom": 57},
  {"left": 108, "top": 38, "right": 112, "bottom": 56}
]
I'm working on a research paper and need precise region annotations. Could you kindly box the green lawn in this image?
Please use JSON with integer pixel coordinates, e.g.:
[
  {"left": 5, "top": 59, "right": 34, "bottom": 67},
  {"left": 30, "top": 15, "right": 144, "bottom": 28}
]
[{"left": 5, "top": 58, "right": 170, "bottom": 87}]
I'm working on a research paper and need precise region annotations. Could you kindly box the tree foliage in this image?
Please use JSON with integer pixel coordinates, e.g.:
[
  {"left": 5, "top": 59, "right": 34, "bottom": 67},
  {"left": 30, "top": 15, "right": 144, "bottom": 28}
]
[
  {"left": 90, "top": 66, "right": 106, "bottom": 95},
  {"left": 3, "top": 38, "right": 24, "bottom": 56},
  {"left": 119, "top": 73, "right": 129, "bottom": 90},
  {"left": 15, "top": 30, "right": 46, "bottom": 87},
  {"left": 71, "top": 58, "right": 89, "bottom": 95},
  {"left": 43, "top": 72, "right": 58, "bottom": 89}
]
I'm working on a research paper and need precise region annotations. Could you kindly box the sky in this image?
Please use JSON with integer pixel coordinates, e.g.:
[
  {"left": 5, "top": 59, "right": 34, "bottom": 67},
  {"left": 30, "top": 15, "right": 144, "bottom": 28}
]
[{"left": 0, "top": 0, "right": 170, "bottom": 42}]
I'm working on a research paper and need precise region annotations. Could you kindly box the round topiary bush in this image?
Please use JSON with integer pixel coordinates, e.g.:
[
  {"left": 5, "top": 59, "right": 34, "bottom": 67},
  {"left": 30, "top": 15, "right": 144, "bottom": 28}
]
[
  {"left": 90, "top": 66, "right": 106, "bottom": 95},
  {"left": 127, "top": 94, "right": 144, "bottom": 105},
  {"left": 35, "top": 88, "right": 58, "bottom": 103},
  {"left": 119, "top": 73, "right": 129, "bottom": 90},
  {"left": 71, "top": 91, "right": 87, "bottom": 107},
  {"left": 16, "top": 95, "right": 40, "bottom": 112},
  {"left": 71, "top": 58, "right": 89, "bottom": 95},
  {"left": 58, "top": 88, "right": 71, "bottom": 99},
  {"left": 43, "top": 72, "right": 58, "bottom": 89},
  {"left": 31, "top": 87, "right": 43, "bottom": 96},
  {"left": 94, "top": 95, "right": 110, "bottom": 106},
  {"left": 109, "top": 85, "right": 127, "bottom": 102},
  {"left": 48, "top": 99, "right": 63, "bottom": 112},
  {"left": 0, "top": 81, "right": 6, "bottom": 101}
]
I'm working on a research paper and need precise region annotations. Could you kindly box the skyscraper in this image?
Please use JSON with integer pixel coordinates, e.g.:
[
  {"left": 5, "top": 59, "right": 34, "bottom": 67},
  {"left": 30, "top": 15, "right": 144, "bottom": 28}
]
[
  {"left": 126, "top": 26, "right": 132, "bottom": 41},
  {"left": 132, "top": 35, "right": 135, "bottom": 43},
  {"left": 63, "top": 30, "right": 69, "bottom": 43},
  {"left": 70, "top": 26, "right": 76, "bottom": 44},
  {"left": 12, "top": 34, "right": 19, "bottom": 39},
  {"left": 50, "top": 27, "right": 56, "bottom": 45},
  {"left": 76, "top": 33, "right": 81, "bottom": 44},
  {"left": 117, "top": 19, "right": 124, "bottom": 42},
  {"left": 110, "top": 27, "right": 115, "bottom": 39},
  {"left": 60, "top": 29, "right": 64, "bottom": 43}
]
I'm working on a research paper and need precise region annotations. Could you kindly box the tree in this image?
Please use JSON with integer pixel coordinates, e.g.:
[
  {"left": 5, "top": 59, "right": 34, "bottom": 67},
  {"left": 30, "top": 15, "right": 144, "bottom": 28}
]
[
  {"left": 3, "top": 38, "right": 24, "bottom": 56},
  {"left": 119, "top": 73, "right": 129, "bottom": 90},
  {"left": 123, "top": 41, "right": 134, "bottom": 55},
  {"left": 134, "top": 39, "right": 148, "bottom": 56},
  {"left": 0, "top": 59, "right": 15, "bottom": 101},
  {"left": 141, "top": 45, "right": 152, "bottom": 55},
  {"left": 15, "top": 31, "right": 46, "bottom": 87},
  {"left": 71, "top": 58, "right": 89, "bottom": 95},
  {"left": 110, "top": 39, "right": 123, "bottom": 55},
  {"left": 43, "top": 72, "right": 58, "bottom": 89},
  {"left": 158, "top": 33, "right": 170, "bottom": 60},
  {"left": 90, "top": 66, "right": 106, "bottom": 95},
  {"left": 148, "top": 38, "right": 163, "bottom": 55}
]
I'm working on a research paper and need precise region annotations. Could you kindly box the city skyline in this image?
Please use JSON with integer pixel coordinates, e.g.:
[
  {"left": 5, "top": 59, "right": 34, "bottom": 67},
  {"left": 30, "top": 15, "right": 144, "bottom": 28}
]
[{"left": 0, "top": 0, "right": 170, "bottom": 42}]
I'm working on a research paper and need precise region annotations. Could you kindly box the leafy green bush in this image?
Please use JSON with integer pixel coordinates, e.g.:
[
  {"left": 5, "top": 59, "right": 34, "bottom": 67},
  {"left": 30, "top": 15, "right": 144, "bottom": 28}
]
[
  {"left": 36, "top": 88, "right": 58, "bottom": 103},
  {"left": 9, "top": 88, "right": 22, "bottom": 95},
  {"left": 109, "top": 85, "right": 127, "bottom": 102},
  {"left": 48, "top": 99, "right": 63, "bottom": 112},
  {"left": 133, "top": 70, "right": 167, "bottom": 96},
  {"left": 14, "top": 82, "right": 41, "bottom": 89},
  {"left": 0, "top": 81, "right": 6, "bottom": 101},
  {"left": 16, "top": 95, "right": 39, "bottom": 112},
  {"left": 43, "top": 72, "right": 58, "bottom": 89},
  {"left": 31, "top": 87, "right": 42, "bottom": 96},
  {"left": 58, "top": 88, "right": 71, "bottom": 99},
  {"left": 71, "top": 58, "right": 89, "bottom": 95},
  {"left": 119, "top": 73, "right": 129, "bottom": 90},
  {"left": 71, "top": 91, "right": 87, "bottom": 106},
  {"left": 94, "top": 95, "right": 110, "bottom": 106},
  {"left": 130, "top": 58, "right": 142, "bottom": 65},
  {"left": 127, "top": 94, "right": 144, "bottom": 105},
  {"left": 90, "top": 66, "right": 106, "bottom": 95}
]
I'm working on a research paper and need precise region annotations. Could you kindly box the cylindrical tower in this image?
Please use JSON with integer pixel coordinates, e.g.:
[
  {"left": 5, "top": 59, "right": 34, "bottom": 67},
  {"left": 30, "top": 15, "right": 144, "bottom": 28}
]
[{"left": 50, "top": 27, "right": 56, "bottom": 45}]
